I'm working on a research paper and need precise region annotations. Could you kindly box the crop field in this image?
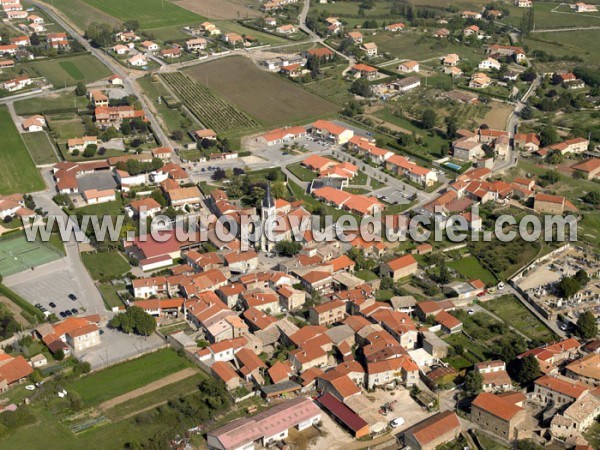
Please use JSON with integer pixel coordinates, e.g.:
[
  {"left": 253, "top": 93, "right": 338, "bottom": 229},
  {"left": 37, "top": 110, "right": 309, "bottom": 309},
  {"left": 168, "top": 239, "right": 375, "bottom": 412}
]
[
  {"left": 21, "top": 132, "right": 59, "bottom": 165},
  {"left": 47, "top": 0, "right": 121, "bottom": 31},
  {"left": 80, "top": 0, "right": 205, "bottom": 29},
  {"left": 160, "top": 72, "right": 258, "bottom": 134},
  {"left": 174, "top": 0, "right": 261, "bottom": 19},
  {"left": 27, "top": 55, "right": 111, "bottom": 88},
  {"left": 501, "top": 2, "right": 600, "bottom": 29},
  {"left": 525, "top": 29, "right": 600, "bottom": 68},
  {"left": 183, "top": 57, "right": 339, "bottom": 128},
  {"left": 0, "top": 106, "right": 45, "bottom": 195},
  {"left": 14, "top": 93, "right": 89, "bottom": 116}
]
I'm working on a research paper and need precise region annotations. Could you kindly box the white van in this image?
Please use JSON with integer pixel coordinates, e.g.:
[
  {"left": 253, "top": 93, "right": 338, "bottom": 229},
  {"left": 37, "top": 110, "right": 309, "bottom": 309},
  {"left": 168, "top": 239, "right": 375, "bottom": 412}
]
[{"left": 390, "top": 417, "right": 405, "bottom": 428}]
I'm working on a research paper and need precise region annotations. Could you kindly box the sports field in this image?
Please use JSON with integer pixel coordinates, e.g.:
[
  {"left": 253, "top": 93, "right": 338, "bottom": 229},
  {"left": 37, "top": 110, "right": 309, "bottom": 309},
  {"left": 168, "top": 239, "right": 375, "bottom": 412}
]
[
  {"left": 183, "top": 56, "right": 339, "bottom": 128},
  {"left": 0, "top": 106, "right": 45, "bottom": 195},
  {"left": 0, "top": 233, "right": 63, "bottom": 276},
  {"left": 27, "top": 55, "right": 112, "bottom": 88},
  {"left": 80, "top": 0, "right": 205, "bottom": 29}
]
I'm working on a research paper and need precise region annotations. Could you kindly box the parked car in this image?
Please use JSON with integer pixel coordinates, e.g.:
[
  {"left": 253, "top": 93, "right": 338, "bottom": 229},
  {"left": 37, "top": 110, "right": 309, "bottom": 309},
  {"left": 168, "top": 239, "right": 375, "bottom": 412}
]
[
  {"left": 59, "top": 311, "right": 67, "bottom": 318},
  {"left": 390, "top": 417, "right": 405, "bottom": 428},
  {"left": 68, "top": 294, "right": 77, "bottom": 300},
  {"left": 49, "top": 302, "right": 56, "bottom": 308},
  {"left": 71, "top": 308, "right": 79, "bottom": 315}
]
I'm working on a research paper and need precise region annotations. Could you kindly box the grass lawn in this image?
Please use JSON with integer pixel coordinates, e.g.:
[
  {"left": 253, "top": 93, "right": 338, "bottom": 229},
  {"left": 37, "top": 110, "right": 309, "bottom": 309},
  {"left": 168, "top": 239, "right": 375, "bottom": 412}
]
[
  {"left": 98, "top": 282, "right": 125, "bottom": 309},
  {"left": 502, "top": 2, "right": 600, "bottom": 30},
  {"left": 443, "top": 332, "right": 490, "bottom": 362},
  {"left": 21, "top": 132, "right": 58, "bottom": 165},
  {"left": 579, "top": 211, "right": 600, "bottom": 248},
  {"left": 69, "top": 349, "right": 193, "bottom": 406},
  {"left": 286, "top": 162, "right": 317, "bottom": 182},
  {"left": 448, "top": 256, "right": 497, "bottom": 286},
  {"left": 104, "top": 372, "right": 205, "bottom": 420},
  {"left": 355, "top": 269, "right": 379, "bottom": 281},
  {"left": 81, "top": 251, "right": 131, "bottom": 280},
  {"left": 26, "top": 55, "right": 112, "bottom": 88},
  {"left": 303, "top": 75, "right": 353, "bottom": 106},
  {"left": 14, "top": 93, "right": 89, "bottom": 116},
  {"left": 47, "top": 116, "right": 86, "bottom": 140},
  {"left": 81, "top": 0, "right": 205, "bottom": 29},
  {"left": 474, "top": 431, "right": 510, "bottom": 450},
  {"left": 481, "top": 295, "right": 557, "bottom": 343},
  {"left": 71, "top": 197, "right": 124, "bottom": 217},
  {"left": 0, "top": 106, "right": 45, "bottom": 195},
  {"left": 525, "top": 29, "right": 600, "bottom": 68}
]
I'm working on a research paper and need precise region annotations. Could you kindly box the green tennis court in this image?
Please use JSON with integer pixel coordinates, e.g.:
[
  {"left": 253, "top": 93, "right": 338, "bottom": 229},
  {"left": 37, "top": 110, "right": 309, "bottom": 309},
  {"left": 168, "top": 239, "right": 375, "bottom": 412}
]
[{"left": 0, "top": 233, "right": 63, "bottom": 276}]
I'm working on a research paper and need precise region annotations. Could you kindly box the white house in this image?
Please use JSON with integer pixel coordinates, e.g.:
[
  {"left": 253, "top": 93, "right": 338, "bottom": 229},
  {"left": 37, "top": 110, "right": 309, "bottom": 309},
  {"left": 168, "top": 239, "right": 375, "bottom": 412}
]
[
  {"left": 478, "top": 57, "right": 501, "bottom": 71},
  {"left": 128, "top": 54, "right": 147, "bottom": 67}
]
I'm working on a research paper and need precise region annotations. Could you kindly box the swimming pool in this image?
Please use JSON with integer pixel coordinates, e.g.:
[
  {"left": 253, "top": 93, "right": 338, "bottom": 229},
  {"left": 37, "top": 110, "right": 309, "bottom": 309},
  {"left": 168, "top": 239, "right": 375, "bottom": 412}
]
[{"left": 444, "top": 162, "right": 462, "bottom": 171}]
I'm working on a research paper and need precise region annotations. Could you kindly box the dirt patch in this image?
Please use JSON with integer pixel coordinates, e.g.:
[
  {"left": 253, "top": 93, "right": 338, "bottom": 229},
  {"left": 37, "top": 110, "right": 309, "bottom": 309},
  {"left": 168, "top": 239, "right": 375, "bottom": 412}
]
[
  {"left": 0, "top": 296, "right": 31, "bottom": 327},
  {"left": 480, "top": 101, "right": 513, "bottom": 129},
  {"left": 174, "top": 0, "right": 260, "bottom": 19},
  {"left": 98, "top": 367, "right": 197, "bottom": 411}
]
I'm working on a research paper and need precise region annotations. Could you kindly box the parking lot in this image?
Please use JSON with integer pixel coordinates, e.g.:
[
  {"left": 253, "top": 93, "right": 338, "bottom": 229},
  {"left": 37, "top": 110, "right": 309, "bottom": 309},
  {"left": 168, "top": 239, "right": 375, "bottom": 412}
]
[
  {"left": 372, "top": 185, "right": 416, "bottom": 207},
  {"left": 76, "top": 171, "right": 118, "bottom": 192},
  {"left": 77, "top": 326, "right": 165, "bottom": 369},
  {"left": 5, "top": 258, "right": 104, "bottom": 318}
]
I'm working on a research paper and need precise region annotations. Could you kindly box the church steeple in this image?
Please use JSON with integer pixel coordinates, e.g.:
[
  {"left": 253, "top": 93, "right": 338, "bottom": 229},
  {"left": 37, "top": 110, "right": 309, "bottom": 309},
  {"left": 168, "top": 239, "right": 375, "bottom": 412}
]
[{"left": 263, "top": 182, "right": 275, "bottom": 209}]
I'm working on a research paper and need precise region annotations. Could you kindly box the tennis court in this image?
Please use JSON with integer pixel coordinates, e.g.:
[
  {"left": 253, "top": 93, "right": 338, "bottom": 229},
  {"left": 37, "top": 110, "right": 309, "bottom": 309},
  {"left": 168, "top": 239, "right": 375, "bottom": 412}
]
[{"left": 0, "top": 233, "right": 63, "bottom": 276}]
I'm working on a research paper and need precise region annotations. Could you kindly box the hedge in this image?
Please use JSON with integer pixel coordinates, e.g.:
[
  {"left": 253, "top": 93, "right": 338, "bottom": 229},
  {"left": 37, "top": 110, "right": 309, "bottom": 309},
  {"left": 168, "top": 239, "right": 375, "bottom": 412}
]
[{"left": 0, "top": 284, "right": 44, "bottom": 323}]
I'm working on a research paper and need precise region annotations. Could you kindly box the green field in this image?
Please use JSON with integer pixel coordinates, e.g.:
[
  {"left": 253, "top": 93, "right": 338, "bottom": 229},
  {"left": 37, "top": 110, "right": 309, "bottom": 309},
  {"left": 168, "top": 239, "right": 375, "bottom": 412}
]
[
  {"left": 47, "top": 115, "right": 86, "bottom": 140},
  {"left": 81, "top": 0, "right": 205, "bottom": 29},
  {"left": 27, "top": 55, "right": 112, "bottom": 88},
  {"left": 14, "top": 93, "right": 89, "bottom": 116},
  {"left": 69, "top": 349, "right": 193, "bottom": 406},
  {"left": 448, "top": 256, "right": 497, "bottom": 286},
  {"left": 0, "top": 233, "right": 63, "bottom": 276},
  {"left": 482, "top": 295, "right": 557, "bottom": 343},
  {"left": 104, "top": 372, "right": 205, "bottom": 420},
  {"left": 0, "top": 106, "right": 45, "bottom": 195},
  {"left": 21, "top": 132, "right": 59, "bottom": 165},
  {"left": 502, "top": 2, "right": 600, "bottom": 30},
  {"left": 81, "top": 251, "right": 131, "bottom": 280},
  {"left": 43, "top": 0, "right": 121, "bottom": 31},
  {"left": 525, "top": 29, "right": 600, "bottom": 68},
  {"left": 286, "top": 162, "right": 317, "bottom": 182}
]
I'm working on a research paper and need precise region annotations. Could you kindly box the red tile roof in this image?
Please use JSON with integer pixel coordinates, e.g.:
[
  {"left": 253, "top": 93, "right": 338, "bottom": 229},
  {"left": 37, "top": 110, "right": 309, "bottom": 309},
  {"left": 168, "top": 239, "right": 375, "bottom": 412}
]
[
  {"left": 472, "top": 392, "right": 524, "bottom": 421},
  {"left": 405, "top": 410, "right": 461, "bottom": 446}
]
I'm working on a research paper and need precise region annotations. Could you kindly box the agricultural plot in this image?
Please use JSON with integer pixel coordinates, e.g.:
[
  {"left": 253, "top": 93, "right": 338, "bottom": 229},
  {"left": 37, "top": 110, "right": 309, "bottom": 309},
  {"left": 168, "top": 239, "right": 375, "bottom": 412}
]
[
  {"left": 47, "top": 0, "right": 121, "bottom": 31},
  {"left": 183, "top": 57, "right": 339, "bottom": 128},
  {"left": 81, "top": 0, "right": 205, "bottom": 29},
  {"left": 14, "top": 93, "right": 89, "bottom": 116},
  {"left": 21, "top": 132, "right": 59, "bottom": 165},
  {"left": 525, "top": 29, "right": 600, "bottom": 69},
  {"left": 0, "top": 106, "right": 45, "bottom": 195},
  {"left": 27, "top": 55, "right": 111, "bottom": 88},
  {"left": 501, "top": 2, "right": 600, "bottom": 30},
  {"left": 174, "top": 0, "right": 260, "bottom": 19},
  {"left": 47, "top": 115, "right": 86, "bottom": 140},
  {"left": 160, "top": 72, "right": 258, "bottom": 134}
]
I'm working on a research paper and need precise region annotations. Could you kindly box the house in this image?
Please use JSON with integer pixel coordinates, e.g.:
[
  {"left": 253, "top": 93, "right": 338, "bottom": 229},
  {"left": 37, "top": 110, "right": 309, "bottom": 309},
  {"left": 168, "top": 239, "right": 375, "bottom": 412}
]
[
  {"left": 534, "top": 193, "right": 571, "bottom": 214},
  {"left": 186, "top": 38, "right": 207, "bottom": 52},
  {"left": 310, "top": 120, "right": 354, "bottom": 145},
  {"left": 515, "top": 0, "right": 532, "bottom": 7},
  {"left": 572, "top": 158, "right": 600, "bottom": 180},
  {"left": 129, "top": 198, "right": 162, "bottom": 218},
  {"left": 398, "top": 60, "right": 419, "bottom": 73},
  {"left": 276, "top": 24, "right": 297, "bottom": 34},
  {"left": 305, "top": 47, "right": 334, "bottom": 60},
  {"left": 360, "top": 42, "right": 378, "bottom": 56},
  {"left": 574, "top": 2, "right": 598, "bottom": 12},
  {"left": 89, "top": 89, "right": 109, "bottom": 107},
  {"left": 435, "top": 310, "right": 462, "bottom": 334},
  {"left": 445, "top": 66, "right": 463, "bottom": 77},
  {"left": 346, "top": 31, "right": 363, "bottom": 43},
  {"left": 470, "top": 392, "right": 526, "bottom": 440},
  {"left": 94, "top": 105, "right": 145, "bottom": 128},
  {"left": 199, "top": 22, "right": 221, "bottom": 35},
  {"left": 550, "top": 390, "right": 600, "bottom": 439},
  {"left": 2, "top": 75, "right": 31, "bottom": 92},
  {"left": 367, "top": 356, "right": 419, "bottom": 388},
  {"left": 441, "top": 53, "right": 459, "bottom": 66},
  {"left": 83, "top": 189, "right": 116, "bottom": 205},
  {"left": 27, "top": 14, "right": 44, "bottom": 24},
  {"left": 312, "top": 187, "right": 383, "bottom": 216},
  {"left": 351, "top": 63, "right": 378, "bottom": 79},
  {"left": 257, "top": 126, "right": 306, "bottom": 146},
  {"left": 10, "top": 36, "right": 30, "bottom": 47},
  {"left": 289, "top": 346, "right": 328, "bottom": 372},
  {"left": 385, "top": 23, "right": 405, "bottom": 32},
  {"left": 29, "top": 23, "right": 45, "bottom": 33},
  {"left": 280, "top": 63, "right": 302, "bottom": 77},
  {"left": 128, "top": 54, "right": 147, "bottom": 67},
  {"left": 207, "top": 397, "right": 321, "bottom": 450},
  {"left": 141, "top": 40, "right": 159, "bottom": 52},
  {"left": 487, "top": 44, "right": 526, "bottom": 62},
  {"left": 211, "top": 361, "right": 242, "bottom": 390},
  {"left": 389, "top": 76, "right": 421, "bottom": 92},
  {"left": 35, "top": 316, "right": 102, "bottom": 354},
  {"left": 224, "top": 251, "right": 259, "bottom": 274},
  {"left": 380, "top": 254, "right": 418, "bottom": 281},
  {"left": 66, "top": 324, "right": 101, "bottom": 351},
  {"left": 132, "top": 276, "right": 167, "bottom": 298},
  {"left": 470, "top": 72, "right": 492, "bottom": 88},
  {"left": 540, "top": 137, "right": 589, "bottom": 155},
  {"left": 111, "top": 44, "right": 131, "bottom": 55},
  {"left": 116, "top": 31, "right": 140, "bottom": 42},
  {"left": 532, "top": 375, "right": 590, "bottom": 405},
  {"left": 479, "top": 57, "right": 501, "bottom": 70},
  {"left": 21, "top": 115, "right": 45, "bottom": 132},
  {"left": 565, "top": 353, "right": 600, "bottom": 387},
  {"left": 401, "top": 410, "right": 461, "bottom": 450},
  {"left": 67, "top": 136, "right": 97, "bottom": 153},
  {"left": 223, "top": 32, "right": 244, "bottom": 46},
  {"left": 309, "top": 300, "right": 345, "bottom": 326},
  {"left": 6, "top": 10, "right": 27, "bottom": 19},
  {"left": 0, "top": 44, "right": 18, "bottom": 55},
  {"left": 475, "top": 360, "right": 512, "bottom": 392},
  {"left": 514, "top": 132, "right": 540, "bottom": 152},
  {"left": 433, "top": 28, "right": 450, "bottom": 38},
  {"left": 160, "top": 47, "right": 181, "bottom": 59},
  {"left": 151, "top": 147, "right": 173, "bottom": 160},
  {"left": 463, "top": 25, "right": 481, "bottom": 37},
  {"left": 108, "top": 74, "right": 123, "bottom": 85},
  {"left": 462, "top": 10, "right": 482, "bottom": 19},
  {"left": 0, "top": 354, "right": 33, "bottom": 392},
  {"left": 29, "top": 353, "right": 47, "bottom": 368},
  {"left": 167, "top": 186, "right": 202, "bottom": 209}
]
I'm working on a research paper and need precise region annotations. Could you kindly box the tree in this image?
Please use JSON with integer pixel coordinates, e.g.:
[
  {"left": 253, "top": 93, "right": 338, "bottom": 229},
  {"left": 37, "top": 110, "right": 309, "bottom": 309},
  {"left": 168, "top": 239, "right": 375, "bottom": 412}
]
[
  {"left": 275, "top": 240, "right": 302, "bottom": 257},
  {"left": 557, "top": 276, "right": 581, "bottom": 298},
  {"left": 540, "top": 124, "right": 559, "bottom": 147},
  {"left": 421, "top": 109, "right": 437, "bottom": 130},
  {"left": 350, "top": 77, "right": 373, "bottom": 98},
  {"left": 445, "top": 116, "right": 458, "bottom": 139},
  {"left": 438, "top": 262, "right": 450, "bottom": 284},
  {"left": 85, "top": 22, "right": 114, "bottom": 48},
  {"left": 543, "top": 169, "right": 560, "bottom": 184},
  {"left": 75, "top": 81, "right": 87, "bottom": 97},
  {"left": 520, "top": 105, "right": 534, "bottom": 120},
  {"left": 463, "top": 369, "right": 483, "bottom": 394},
  {"left": 110, "top": 306, "right": 156, "bottom": 336},
  {"left": 151, "top": 190, "right": 167, "bottom": 207},
  {"left": 123, "top": 20, "right": 139, "bottom": 31},
  {"left": 545, "top": 149, "right": 563, "bottom": 165},
  {"left": 574, "top": 269, "right": 589, "bottom": 286},
  {"left": 212, "top": 168, "right": 227, "bottom": 181},
  {"left": 82, "top": 144, "right": 97, "bottom": 158},
  {"left": 172, "top": 130, "right": 183, "bottom": 141},
  {"left": 30, "top": 32, "right": 40, "bottom": 46},
  {"left": 583, "top": 190, "right": 600, "bottom": 205},
  {"left": 514, "top": 354, "right": 541, "bottom": 385},
  {"left": 54, "top": 349, "right": 65, "bottom": 361},
  {"left": 576, "top": 311, "right": 598, "bottom": 339}
]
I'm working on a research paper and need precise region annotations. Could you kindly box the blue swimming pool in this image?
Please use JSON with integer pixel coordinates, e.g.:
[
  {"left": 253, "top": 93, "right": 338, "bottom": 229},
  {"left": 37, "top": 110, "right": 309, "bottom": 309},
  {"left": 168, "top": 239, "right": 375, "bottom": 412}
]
[{"left": 444, "top": 162, "right": 462, "bottom": 170}]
